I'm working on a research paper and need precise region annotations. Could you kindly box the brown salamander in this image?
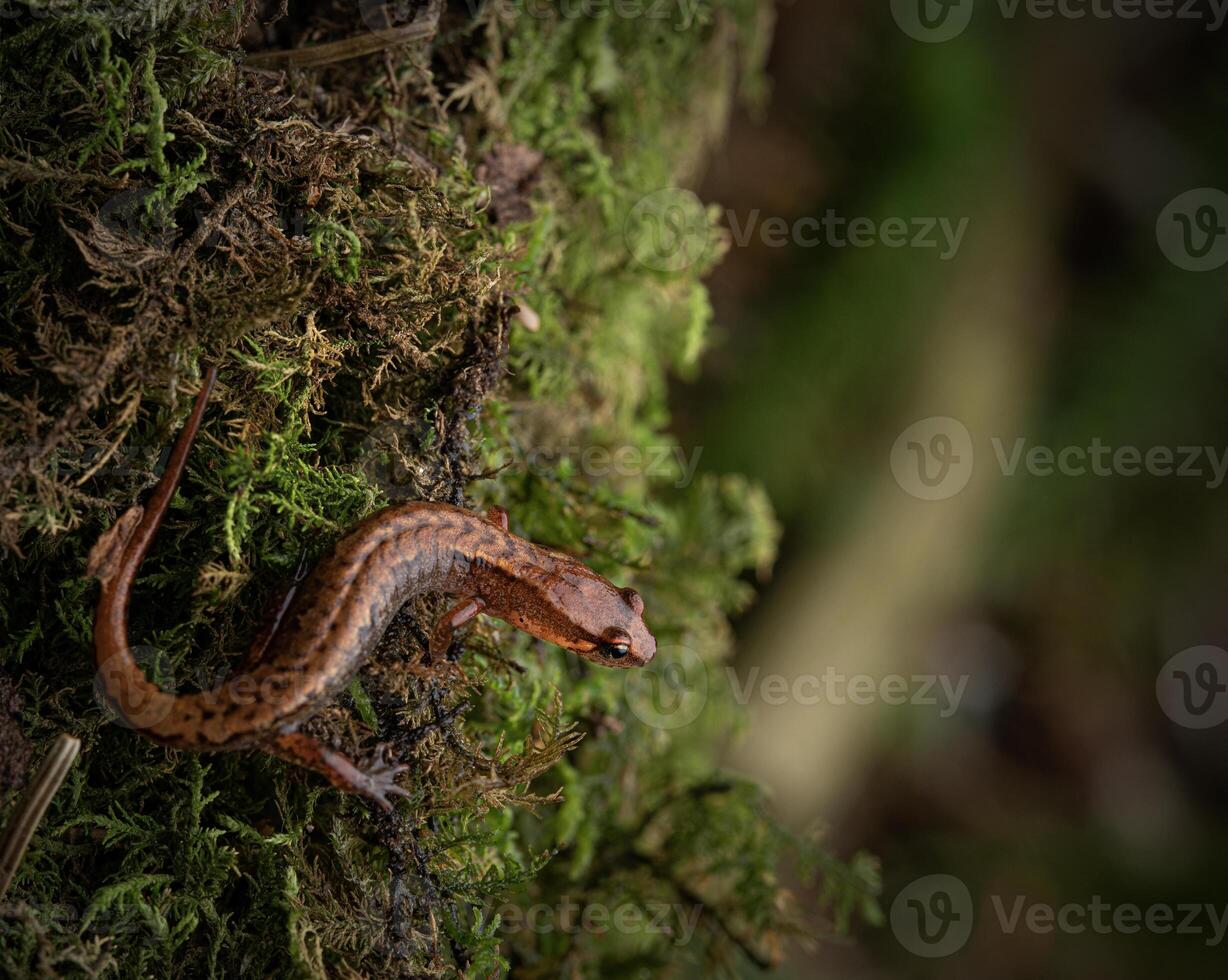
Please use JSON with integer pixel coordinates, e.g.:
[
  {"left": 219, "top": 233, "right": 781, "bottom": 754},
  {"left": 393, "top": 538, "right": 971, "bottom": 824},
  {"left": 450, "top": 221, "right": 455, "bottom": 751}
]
[{"left": 87, "top": 366, "right": 656, "bottom": 809}]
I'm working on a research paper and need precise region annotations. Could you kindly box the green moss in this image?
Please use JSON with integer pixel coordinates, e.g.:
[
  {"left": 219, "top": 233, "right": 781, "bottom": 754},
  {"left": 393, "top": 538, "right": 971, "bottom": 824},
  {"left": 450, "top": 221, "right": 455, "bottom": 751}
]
[{"left": 0, "top": 2, "right": 878, "bottom": 976}]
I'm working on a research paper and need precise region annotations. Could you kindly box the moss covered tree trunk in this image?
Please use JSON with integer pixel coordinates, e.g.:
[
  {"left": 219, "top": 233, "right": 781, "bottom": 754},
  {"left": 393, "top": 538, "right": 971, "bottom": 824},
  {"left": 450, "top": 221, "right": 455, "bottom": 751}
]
[{"left": 0, "top": 1, "right": 879, "bottom": 975}]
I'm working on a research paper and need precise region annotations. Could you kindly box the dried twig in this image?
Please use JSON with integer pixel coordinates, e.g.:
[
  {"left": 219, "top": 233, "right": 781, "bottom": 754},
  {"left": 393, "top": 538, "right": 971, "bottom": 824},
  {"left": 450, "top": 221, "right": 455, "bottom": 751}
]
[
  {"left": 0, "top": 734, "right": 80, "bottom": 900},
  {"left": 243, "top": 4, "right": 440, "bottom": 71}
]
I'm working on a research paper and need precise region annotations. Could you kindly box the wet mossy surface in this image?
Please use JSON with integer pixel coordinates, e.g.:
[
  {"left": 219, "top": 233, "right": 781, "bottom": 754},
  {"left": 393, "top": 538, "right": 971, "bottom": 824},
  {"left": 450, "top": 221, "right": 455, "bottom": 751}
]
[{"left": 0, "top": 2, "right": 880, "bottom": 975}]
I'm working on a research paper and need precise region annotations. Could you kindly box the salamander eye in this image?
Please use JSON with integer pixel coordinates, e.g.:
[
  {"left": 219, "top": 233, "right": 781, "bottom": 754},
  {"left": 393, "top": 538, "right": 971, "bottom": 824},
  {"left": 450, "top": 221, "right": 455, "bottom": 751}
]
[
  {"left": 600, "top": 628, "right": 631, "bottom": 660},
  {"left": 620, "top": 588, "right": 644, "bottom": 615}
]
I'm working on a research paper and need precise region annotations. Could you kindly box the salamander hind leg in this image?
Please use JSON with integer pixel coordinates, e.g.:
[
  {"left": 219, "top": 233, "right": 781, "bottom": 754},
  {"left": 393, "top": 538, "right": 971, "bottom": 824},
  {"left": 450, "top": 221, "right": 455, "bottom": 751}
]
[
  {"left": 265, "top": 731, "right": 410, "bottom": 812},
  {"left": 427, "top": 597, "right": 485, "bottom": 666},
  {"left": 240, "top": 582, "right": 300, "bottom": 672},
  {"left": 485, "top": 505, "right": 509, "bottom": 531},
  {"left": 240, "top": 551, "right": 312, "bottom": 672}
]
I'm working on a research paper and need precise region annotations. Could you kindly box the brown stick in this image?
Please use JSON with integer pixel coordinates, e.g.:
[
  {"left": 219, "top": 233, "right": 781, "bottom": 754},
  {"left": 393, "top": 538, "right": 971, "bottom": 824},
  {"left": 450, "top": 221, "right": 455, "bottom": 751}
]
[
  {"left": 243, "top": 5, "right": 439, "bottom": 70},
  {"left": 0, "top": 734, "right": 81, "bottom": 900}
]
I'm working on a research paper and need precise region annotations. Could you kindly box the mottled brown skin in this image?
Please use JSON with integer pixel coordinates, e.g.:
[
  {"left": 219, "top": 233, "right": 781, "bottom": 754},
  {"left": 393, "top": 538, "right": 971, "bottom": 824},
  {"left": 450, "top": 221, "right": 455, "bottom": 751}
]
[{"left": 88, "top": 367, "right": 657, "bottom": 810}]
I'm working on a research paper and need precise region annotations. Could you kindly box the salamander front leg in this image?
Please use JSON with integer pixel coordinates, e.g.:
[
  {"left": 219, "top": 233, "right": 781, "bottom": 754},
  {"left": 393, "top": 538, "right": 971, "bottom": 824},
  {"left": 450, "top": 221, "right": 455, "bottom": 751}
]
[
  {"left": 486, "top": 505, "right": 509, "bottom": 531},
  {"left": 265, "top": 731, "right": 410, "bottom": 812},
  {"left": 427, "top": 597, "right": 485, "bottom": 665},
  {"left": 240, "top": 553, "right": 312, "bottom": 672}
]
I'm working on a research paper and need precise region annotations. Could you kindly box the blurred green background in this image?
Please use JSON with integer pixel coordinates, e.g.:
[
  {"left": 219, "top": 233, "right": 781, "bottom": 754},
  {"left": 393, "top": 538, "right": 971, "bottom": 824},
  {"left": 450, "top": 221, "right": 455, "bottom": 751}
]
[{"left": 675, "top": 1, "right": 1228, "bottom": 975}]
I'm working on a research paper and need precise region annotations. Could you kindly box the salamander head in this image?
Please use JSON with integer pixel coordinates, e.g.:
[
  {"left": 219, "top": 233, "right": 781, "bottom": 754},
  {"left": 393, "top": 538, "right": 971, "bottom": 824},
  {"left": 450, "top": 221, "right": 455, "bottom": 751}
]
[
  {"left": 576, "top": 583, "right": 656, "bottom": 669},
  {"left": 508, "top": 559, "right": 656, "bottom": 669}
]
